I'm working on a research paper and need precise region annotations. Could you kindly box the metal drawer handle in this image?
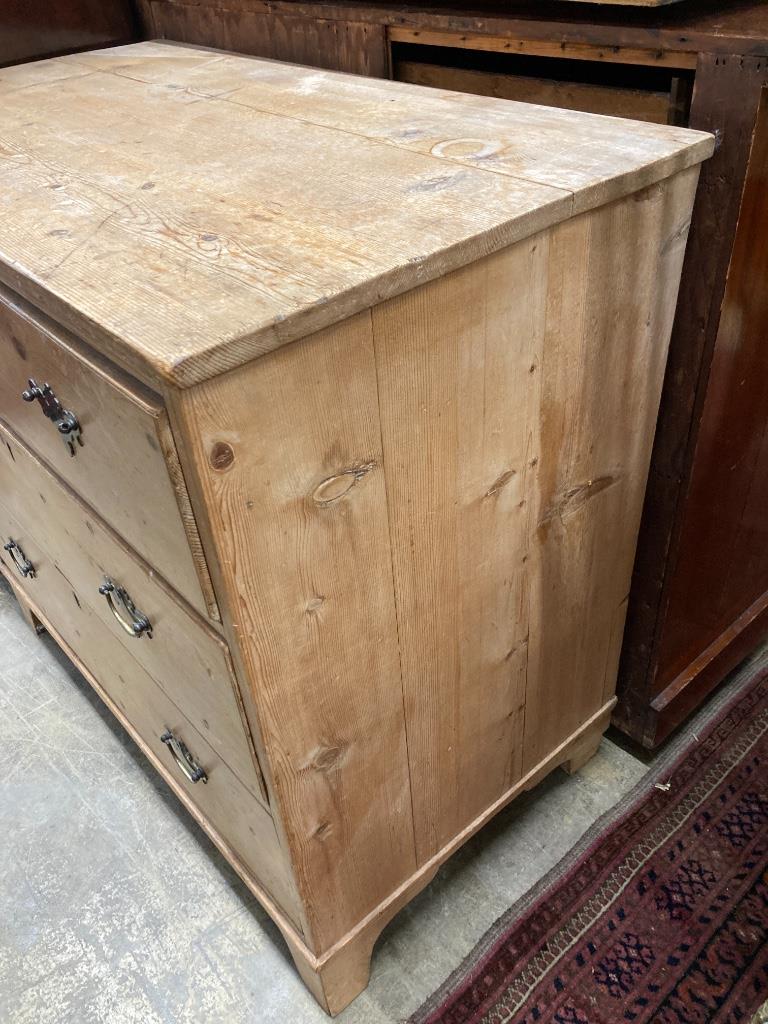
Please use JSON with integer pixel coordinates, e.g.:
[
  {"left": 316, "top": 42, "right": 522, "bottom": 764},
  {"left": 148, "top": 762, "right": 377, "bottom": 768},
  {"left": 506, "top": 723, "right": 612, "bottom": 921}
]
[
  {"left": 22, "top": 377, "right": 83, "bottom": 457},
  {"left": 98, "top": 577, "right": 152, "bottom": 638},
  {"left": 3, "top": 538, "right": 36, "bottom": 579},
  {"left": 160, "top": 730, "right": 208, "bottom": 784}
]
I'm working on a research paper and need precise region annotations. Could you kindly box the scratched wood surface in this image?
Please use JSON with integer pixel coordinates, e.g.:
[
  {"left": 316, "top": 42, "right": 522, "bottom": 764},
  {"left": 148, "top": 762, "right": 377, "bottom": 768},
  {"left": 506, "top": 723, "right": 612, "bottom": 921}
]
[{"left": 0, "top": 41, "right": 712, "bottom": 387}]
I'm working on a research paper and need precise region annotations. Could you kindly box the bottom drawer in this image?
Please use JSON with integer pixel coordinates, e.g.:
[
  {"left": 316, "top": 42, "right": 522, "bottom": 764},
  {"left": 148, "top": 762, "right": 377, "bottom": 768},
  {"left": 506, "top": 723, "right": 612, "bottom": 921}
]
[
  {"left": 0, "top": 422, "right": 263, "bottom": 803},
  {"left": 0, "top": 507, "right": 303, "bottom": 931}
]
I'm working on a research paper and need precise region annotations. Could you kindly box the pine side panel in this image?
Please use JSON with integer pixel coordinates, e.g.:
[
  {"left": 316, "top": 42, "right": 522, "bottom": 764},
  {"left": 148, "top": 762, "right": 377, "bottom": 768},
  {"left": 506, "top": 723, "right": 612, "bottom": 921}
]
[
  {"left": 371, "top": 166, "right": 699, "bottom": 863},
  {"left": 371, "top": 240, "right": 548, "bottom": 863},
  {"left": 169, "top": 312, "right": 416, "bottom": 953},
  {"left": 523, "top": 165, "right": 702, "bottom": 770}
]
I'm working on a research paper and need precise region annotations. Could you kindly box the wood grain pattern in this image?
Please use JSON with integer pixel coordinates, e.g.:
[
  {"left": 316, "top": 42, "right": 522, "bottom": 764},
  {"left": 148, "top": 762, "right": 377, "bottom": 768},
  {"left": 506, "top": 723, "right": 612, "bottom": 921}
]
[
  {"left": 284, "top": 696, "right": 615, "bottom": 1014},
  {"left": 0, "top": 421, "right": 266, "bottom": 804},
  {"left": 153, "top": 408, "right": 221, "bottom": 622},
  {"left": 370, "top": 240, "right": 542, "bottom": 860},
  {"left": 186, "top": 0, "right": 768, "bottom": 55},
  {"left": 0, "top": 285, "right": 212, "bottom": 618},
  {"left": 370, "top": 166, "right": 698, "bottom": 857},
  {"left": 169, "top": 313, "right": 417, "bottom": 954},
  {"left": 0, "top": 42, "right": 712, "bottom": 387},
  {"left": 73, "top": 43, "right": 708, "bottom": 204},
  {"left": 523, "top": 164, "right": 699, "bottom": 770}
]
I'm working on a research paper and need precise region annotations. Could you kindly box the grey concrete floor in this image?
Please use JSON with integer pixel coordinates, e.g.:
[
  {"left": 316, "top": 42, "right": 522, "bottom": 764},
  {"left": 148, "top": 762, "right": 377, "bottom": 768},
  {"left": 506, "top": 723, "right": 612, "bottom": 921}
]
[{"left": 0, "top": 573, "right": 651, "bottom": 1024}]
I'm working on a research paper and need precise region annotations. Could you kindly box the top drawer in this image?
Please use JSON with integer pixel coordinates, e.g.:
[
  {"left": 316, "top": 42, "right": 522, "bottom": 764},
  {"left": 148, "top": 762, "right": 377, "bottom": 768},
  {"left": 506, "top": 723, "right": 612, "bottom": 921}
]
[{"left": 0, "top": 287, "right": 216, "bottom": 621}]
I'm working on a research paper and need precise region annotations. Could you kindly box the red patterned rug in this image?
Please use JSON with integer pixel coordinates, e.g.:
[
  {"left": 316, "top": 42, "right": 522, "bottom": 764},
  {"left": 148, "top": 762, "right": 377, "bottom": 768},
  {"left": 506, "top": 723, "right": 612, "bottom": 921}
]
[{"left": 411, "top": 661, "right": 768, "bottom": 1024}]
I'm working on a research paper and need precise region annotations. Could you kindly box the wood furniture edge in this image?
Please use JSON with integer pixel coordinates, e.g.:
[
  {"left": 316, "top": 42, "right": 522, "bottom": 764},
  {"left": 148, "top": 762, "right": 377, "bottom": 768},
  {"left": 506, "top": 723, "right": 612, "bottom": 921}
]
[
  {"left": 651, "top": 589, "right": 768, "bottom": 713},
  {"left": 0, "top": 143, "right": 711, "bottom": 390},
  {"left": 154, "top": 408, "right": 222, "bottom": 622},
  {"left": 161, "top": 386, "right": 318, "bottom": 942},
  {"left": 3, "top": 558, "right": 614, "bottom": 1013}
]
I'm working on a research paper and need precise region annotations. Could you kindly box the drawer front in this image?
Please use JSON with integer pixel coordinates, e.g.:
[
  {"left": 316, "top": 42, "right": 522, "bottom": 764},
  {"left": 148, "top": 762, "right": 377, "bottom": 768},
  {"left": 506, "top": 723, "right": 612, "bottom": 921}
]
[
  {"left": 0, "top": 422, "right": 265, "bottom": 804},
  {"left": 0, "top": 287, "right": 215, "bottom": 620},
  {"left": 0, "top": 521, "right": 301, "bottom": 930}
]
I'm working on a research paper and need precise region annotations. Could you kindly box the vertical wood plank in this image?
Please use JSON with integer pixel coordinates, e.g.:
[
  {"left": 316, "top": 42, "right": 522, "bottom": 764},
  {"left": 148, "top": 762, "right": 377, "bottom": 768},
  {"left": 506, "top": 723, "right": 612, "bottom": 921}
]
[
  {"left": 372, "top": 167, "right": 699, "bottom": 861},
  {"left": 523, "top": 165, "right": 701, "bottom": 770},
  {"left": 170, "top": 312, "right": 416, "bottom": 953},
  {"left": 371, "top": 239, "right": 548, "bottom": 862}
]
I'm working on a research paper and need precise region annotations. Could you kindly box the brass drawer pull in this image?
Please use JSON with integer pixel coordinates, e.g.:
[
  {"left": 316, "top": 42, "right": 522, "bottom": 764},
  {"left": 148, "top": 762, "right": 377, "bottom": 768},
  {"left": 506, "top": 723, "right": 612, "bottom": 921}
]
[
  {"left": 98, "top": 577, "right": 153, "bottom": 638},
  {"left": 160, "top": 730, "right": 208, "bottom": 784},
  {"left": 22, "top": 377, "right": 83, "bottom": 457},
  {"left": 3, "top": 538, "right": 36, "bottom": 579}
]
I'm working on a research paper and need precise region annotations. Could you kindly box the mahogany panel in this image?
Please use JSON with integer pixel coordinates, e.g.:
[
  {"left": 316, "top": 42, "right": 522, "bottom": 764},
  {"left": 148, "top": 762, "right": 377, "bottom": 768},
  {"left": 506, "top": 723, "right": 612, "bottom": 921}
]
[
  {"left": 616, "top": 57, "right": 768, "bottom": 743},
  {"left": 652, "top": 87, "right": 768, "bottom": 693}
]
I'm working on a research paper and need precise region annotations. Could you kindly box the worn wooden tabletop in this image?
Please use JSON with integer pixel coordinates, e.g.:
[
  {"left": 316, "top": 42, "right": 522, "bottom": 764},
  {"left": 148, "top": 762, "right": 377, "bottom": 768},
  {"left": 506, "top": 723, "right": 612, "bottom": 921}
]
[{"left": 0, "top": 41, "right": 713, "bottom": 387}]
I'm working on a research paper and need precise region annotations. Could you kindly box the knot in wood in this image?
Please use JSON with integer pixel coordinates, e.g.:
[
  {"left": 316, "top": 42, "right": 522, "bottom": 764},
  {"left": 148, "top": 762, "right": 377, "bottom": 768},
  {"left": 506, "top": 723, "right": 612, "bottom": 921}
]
[
  {"left": 309, "top": 745, "right": 346, "bottom": 773},
  {"left": 209, "top": 441, "right": 235, "bottom": 471},
  {"left": 312, "top": 461, "right": 375, "bottom": 506}
]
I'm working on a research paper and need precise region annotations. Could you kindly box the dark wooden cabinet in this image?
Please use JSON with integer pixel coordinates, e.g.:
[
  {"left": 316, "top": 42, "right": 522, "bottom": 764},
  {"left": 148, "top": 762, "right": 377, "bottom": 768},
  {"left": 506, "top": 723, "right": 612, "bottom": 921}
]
[
  {"left": 632, "top": 84, "right": 768, "bottom": 741},
  {"left": 82, "top": 0, "right": 768, "bottom": 746},
  {"left": 0, "top": 0, "right": 137, "bottom": 67},
  {"left": 134, "top": 0, "right": 388, "bottom": 76}
]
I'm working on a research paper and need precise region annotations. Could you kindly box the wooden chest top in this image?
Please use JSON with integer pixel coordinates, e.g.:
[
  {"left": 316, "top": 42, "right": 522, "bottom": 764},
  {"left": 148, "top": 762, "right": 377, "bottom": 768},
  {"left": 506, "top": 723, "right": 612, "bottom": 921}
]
[{"left": 0, "top": 41, "right": 712, "bottom": 387}]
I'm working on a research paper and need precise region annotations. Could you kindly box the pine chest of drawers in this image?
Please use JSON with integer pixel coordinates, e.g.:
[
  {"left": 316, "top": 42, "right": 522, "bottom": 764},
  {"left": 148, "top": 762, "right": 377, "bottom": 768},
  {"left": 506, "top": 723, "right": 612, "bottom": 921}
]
[{"left": 0, "top": 42, "right": 712, "bottom": 1013}]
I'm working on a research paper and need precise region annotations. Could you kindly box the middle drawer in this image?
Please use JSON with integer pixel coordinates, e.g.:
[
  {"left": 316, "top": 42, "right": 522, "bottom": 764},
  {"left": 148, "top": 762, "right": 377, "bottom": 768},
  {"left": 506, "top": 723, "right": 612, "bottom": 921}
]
[{"left": 0, "top": 419, "right": 267, "bottom": 805}]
